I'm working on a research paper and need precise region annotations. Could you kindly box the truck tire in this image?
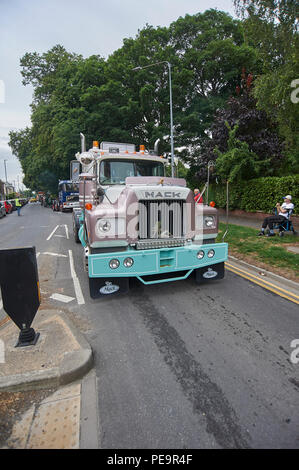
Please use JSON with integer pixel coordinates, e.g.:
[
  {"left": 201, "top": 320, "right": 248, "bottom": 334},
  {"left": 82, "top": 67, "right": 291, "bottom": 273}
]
[{"left": 72, "top": 215, "right": 80, "bottom": 243}]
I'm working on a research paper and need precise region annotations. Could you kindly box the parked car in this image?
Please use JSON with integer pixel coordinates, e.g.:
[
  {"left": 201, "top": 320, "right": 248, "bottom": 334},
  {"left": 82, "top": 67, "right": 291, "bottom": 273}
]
[
  {"left": 7, "top": 199, "right": 16, "bottom": 211},
  {"left": 0, "top": 200, "right": 12, "bottom": 214},
  {"left": 0, "top": 202, "right": 6, "bottom": 218}
]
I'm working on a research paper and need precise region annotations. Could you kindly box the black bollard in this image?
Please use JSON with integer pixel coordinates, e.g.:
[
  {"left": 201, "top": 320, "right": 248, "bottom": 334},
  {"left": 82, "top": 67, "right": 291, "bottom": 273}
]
[{"left": 0, "top": 247, "right": 41, "bottom": 347}]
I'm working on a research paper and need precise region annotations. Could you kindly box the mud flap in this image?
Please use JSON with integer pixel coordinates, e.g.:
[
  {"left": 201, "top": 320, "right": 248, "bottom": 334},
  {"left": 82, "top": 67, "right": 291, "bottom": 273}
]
[
  {"left": 195, "top": 262, "right": 225, "bottom": 284},
  {"left": 89, "top": 277, "right": 129, "bottom": 299}
]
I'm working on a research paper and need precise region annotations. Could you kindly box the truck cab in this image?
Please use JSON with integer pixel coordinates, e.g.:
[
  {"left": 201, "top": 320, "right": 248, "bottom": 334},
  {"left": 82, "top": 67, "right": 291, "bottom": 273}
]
[
  {"left": 58, "top": 180, "right": 80, "bottom": 212},
  {"left": 74, "top": 139, "right": 228, "bottom": 298}
]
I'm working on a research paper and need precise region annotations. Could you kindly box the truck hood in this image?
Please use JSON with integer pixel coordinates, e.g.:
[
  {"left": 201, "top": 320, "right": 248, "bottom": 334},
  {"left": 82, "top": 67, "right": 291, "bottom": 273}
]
[{"left": 104, "top": 177, "right": 189, "bottom": 204}]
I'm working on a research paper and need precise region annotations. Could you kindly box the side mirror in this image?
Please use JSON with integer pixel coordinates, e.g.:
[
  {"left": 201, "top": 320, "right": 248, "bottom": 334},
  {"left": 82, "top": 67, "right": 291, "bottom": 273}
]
[
  {"left": 97, "top": 187, "right": 105, "bottom": 203},
  {"left": 97, "top": 187, "right": 105, "bottom": 197}
]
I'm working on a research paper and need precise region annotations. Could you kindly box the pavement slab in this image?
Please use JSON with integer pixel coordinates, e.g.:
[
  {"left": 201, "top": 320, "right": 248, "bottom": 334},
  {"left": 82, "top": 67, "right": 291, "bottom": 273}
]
[{"left": 5, "top": 383, "right": 81, "bottom": 449}]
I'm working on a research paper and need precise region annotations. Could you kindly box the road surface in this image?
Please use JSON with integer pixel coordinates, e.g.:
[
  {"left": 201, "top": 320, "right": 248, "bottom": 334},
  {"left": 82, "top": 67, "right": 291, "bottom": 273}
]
[{"left": 0, "top": 202, "right": 298, "bottom": 448}]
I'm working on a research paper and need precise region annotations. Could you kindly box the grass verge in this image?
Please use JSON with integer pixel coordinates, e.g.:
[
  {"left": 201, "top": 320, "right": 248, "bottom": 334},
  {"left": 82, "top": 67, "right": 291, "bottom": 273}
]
[{"left": 217, "top": 223, "right": 299, "bottom": 281}]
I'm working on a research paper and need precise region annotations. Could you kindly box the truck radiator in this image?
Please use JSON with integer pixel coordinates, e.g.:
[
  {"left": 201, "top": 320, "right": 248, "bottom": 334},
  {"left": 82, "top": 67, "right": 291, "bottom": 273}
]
[{"left": 138, "top": 200, "right": 186, "bottom": 245}]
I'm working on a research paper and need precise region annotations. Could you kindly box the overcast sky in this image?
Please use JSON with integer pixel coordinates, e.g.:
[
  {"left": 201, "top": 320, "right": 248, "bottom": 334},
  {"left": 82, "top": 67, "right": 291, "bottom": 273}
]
[{"left": 0, "top": 0, "right": 235, "bottom": 188}]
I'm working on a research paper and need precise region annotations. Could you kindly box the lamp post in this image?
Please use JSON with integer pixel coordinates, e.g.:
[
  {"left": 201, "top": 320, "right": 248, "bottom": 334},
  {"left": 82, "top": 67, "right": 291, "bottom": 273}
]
[
  {"left": 133, "top": 61, "right": 175, "bottom": 177},
  {"left": 207, "top": 161, "right": 215, "bottom": 204},
  {"left": 4, "top": 159, "right": 8, "bottom": 183}
]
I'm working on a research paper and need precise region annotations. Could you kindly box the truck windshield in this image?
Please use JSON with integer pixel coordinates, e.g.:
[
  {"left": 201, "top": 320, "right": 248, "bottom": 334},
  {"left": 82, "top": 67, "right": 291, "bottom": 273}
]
[
  {"left": 59, "top": 183, "right": 79, "bottom": 192},
  {"left": 99, "top": 159, "right": 165, "bottom": 185},
  {"left": 64, "top": 183, "right": 79, "bottom": 192}
]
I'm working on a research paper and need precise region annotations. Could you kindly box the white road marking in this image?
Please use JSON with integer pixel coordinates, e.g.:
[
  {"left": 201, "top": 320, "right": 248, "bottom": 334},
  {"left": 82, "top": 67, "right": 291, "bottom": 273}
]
[
  {"left": 54, "top": 235, "right": 66, "bottom": 238},
  {"left": 64, "top": 224, "right": 69, "bottom": 239},
  {"left": 68, "top": 249, "right": 85, "bottom": 305},
  {"left": 50, "top": 293, "right": 75, "bottom": 303},
  {"left": 42, "top": 252, "right": 68, "bottom": 258},
  {"left": 47, "top": 225, "right": 59, "bottom": 241}
]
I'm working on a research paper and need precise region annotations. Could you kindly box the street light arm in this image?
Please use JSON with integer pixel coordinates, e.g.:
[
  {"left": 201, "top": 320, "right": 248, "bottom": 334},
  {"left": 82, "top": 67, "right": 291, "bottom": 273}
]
[
  {"left": 132, "top": 61, "right": 170, "bottom": 71},
  {"left": 132, "top": 60, "right": 175, "bottom": 177}
]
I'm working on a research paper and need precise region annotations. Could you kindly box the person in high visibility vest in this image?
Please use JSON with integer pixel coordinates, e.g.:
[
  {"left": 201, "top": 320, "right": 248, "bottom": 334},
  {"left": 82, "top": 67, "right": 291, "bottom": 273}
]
[{"left": 15, "top": 196, "right": 22, "bottom": 216}]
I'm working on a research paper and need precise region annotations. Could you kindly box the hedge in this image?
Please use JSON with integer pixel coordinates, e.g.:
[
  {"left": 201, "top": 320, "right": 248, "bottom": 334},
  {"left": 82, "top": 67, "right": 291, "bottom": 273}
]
[{"left": 211, "top": 175, "right": 299, "bottom": 214}]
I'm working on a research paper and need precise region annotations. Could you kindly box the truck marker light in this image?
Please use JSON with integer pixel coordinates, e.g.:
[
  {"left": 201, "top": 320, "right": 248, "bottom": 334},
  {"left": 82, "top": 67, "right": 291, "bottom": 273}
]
[
  {"left": 207, "top": 249, "right": 215, "bottom": 258},
  {"left": 124, "top": 257, "right": 134, "bottom": 268},
  {"left": 197, "top": 250, "right": 204, "bottom": 259},
  {"left": 93, "top": 141, "right": 99, "bottom": 148},
  {"left": 109, "top": 259, "right": 120, "bottom": 269},
  {"left": 85, "top": 203, "right": 92, "bottom": 210}
]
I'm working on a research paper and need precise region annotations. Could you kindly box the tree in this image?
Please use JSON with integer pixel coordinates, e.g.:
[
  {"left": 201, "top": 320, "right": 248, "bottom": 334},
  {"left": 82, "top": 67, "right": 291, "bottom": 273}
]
[
  {"left": 191, "top": 86, "right": 285, "bottom": 182},
  {"left": 233, "top": 0, "right": 299, "bottom": 164},
  {"left": 215, "top": 122, "right": 261, "bottom": 182},
  {"left": 9, "top": 11, "right": 261, "bottom": 191}
]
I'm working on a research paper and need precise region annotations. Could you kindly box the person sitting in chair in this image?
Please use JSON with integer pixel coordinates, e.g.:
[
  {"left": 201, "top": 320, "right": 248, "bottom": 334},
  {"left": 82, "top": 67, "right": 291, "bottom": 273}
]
[{"left": 258, "top": 195, "right": 294, "bottom": 237}]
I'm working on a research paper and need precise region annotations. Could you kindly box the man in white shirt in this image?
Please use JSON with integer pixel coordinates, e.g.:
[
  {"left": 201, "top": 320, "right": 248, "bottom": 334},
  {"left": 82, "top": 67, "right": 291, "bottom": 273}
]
[{"left": 258, "top": 195, "right": 294, "bottom": 237}]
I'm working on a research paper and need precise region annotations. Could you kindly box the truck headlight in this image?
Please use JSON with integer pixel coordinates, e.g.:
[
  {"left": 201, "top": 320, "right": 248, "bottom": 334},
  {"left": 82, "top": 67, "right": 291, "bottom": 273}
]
[
  {"left": 207, "top": 249, "right": 215, "bottom": 258},
  {"left": 98, "top": 219, "right": 111, "bottom": 233},
  {"left": 95, "top": 218, "right": 126, "bottom": 238},
  {"left": 204, "top": 216, "right": 216, "bottom": 228}
]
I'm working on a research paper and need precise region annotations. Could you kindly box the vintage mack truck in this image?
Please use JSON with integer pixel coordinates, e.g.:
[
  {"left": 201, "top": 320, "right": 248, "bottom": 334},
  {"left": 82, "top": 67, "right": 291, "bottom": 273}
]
[{"left": 73, "top": 135, "right": 228, "bottom": 298}]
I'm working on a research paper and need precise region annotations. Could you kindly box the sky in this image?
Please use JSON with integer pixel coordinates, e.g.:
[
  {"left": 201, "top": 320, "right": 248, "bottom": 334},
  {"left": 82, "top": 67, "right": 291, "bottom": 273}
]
[{"left": 0, "top": 0, "right": 236, "bottom": 190}]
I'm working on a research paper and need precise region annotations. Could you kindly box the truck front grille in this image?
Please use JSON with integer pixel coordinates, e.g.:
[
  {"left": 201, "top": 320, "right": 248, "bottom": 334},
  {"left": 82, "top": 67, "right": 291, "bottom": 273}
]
[{"left": 138, "top": 200, "right": 187, "bottom": 243}]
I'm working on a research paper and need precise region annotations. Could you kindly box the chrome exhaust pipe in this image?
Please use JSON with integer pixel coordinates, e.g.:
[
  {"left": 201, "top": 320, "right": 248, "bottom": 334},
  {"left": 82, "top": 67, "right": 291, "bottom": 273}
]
[
  {"left": 154, "top": 138, "right": 160, "bottom": 155},
  {"left": 80, "top": 133, "right": 86, "bottom": 153}
]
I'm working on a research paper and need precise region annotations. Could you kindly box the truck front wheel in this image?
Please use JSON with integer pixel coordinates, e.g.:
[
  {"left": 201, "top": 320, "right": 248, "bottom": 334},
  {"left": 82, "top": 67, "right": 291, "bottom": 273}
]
[{"left": 72, "top": 216, "right": 80, "bottom": 243}]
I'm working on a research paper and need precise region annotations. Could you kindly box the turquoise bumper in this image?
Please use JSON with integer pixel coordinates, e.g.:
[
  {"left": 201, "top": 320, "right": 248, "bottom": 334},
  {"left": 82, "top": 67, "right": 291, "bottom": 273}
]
[{"left": 87, "top": 242, "right": 228, "bottom": 284}]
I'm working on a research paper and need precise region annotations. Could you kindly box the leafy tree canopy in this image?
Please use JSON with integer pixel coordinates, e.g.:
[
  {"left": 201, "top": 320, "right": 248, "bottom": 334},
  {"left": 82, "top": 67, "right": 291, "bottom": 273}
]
[{"left": 8, "top": 8, "right": 286, "bottom": 192}]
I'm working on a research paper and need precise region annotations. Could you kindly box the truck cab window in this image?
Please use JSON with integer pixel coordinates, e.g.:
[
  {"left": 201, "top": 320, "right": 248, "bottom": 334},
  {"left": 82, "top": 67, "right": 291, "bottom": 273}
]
[{"left": 100, "top": 159, "right": 164, "bottom": 185}]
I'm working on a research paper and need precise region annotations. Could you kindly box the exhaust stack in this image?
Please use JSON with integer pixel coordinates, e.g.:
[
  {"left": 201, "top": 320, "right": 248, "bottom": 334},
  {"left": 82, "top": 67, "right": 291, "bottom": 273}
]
[
  {"left": 80, "top": 133, "right": 86, "bottom": 153},
  {"left": 154, "top": 138, "right": 160, "bottom": 155}
]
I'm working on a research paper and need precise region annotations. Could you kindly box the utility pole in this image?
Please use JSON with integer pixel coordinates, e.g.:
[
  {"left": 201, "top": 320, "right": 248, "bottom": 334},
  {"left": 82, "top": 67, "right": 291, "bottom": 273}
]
[{"left": 4, "top": 159, "right": 8, "bottom": 183}]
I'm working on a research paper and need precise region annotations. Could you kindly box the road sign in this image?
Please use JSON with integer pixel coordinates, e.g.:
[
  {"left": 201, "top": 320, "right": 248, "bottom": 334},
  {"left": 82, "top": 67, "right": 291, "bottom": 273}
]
[{"left": 0, "top": 247, "right": 40, "bottom": 346}]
